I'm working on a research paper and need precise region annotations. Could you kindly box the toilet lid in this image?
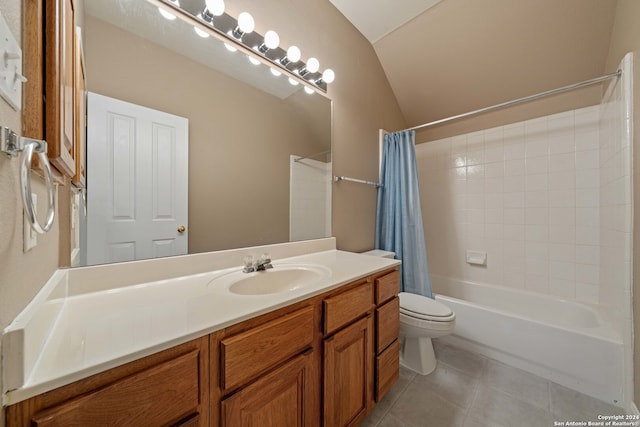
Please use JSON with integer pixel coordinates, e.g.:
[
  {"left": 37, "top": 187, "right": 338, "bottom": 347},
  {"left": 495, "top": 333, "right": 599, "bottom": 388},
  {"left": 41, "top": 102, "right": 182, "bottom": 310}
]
[{"left": 399, "top": 292, "right": 453, "bottom": 320}]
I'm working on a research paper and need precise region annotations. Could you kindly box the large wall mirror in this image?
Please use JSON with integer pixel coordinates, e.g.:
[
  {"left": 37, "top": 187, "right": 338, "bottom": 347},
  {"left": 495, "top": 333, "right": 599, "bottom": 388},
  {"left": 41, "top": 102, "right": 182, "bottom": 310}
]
[{"left": 76, "top": 0, "right": 332, "bottom": 267}]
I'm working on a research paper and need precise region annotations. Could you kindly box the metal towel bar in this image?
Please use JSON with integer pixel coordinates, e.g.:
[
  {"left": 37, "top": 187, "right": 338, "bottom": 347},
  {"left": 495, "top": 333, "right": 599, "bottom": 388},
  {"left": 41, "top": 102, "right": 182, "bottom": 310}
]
[{"left": 334, "top": 175, "right": 382, "bottom": 188}]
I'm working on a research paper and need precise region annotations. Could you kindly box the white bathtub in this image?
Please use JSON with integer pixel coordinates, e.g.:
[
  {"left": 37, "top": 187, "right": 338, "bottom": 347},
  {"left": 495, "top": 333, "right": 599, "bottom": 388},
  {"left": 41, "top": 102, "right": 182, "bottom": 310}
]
[{"left": 431, "top": 275, "right": 624, "bottom": 406}]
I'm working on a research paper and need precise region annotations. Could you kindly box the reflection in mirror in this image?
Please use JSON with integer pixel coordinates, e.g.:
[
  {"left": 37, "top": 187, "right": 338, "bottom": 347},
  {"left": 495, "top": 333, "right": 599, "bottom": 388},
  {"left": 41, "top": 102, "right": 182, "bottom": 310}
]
[{"left": 76, "top": 0, "right": 332, "bottom": 267}]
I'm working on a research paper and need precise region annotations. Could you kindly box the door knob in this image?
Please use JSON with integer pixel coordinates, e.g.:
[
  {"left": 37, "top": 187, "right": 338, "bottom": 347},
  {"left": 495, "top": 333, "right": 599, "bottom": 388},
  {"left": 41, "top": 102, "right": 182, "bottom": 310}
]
[{"left": 177, "top": 225, "right": 186, "bottom": 233}]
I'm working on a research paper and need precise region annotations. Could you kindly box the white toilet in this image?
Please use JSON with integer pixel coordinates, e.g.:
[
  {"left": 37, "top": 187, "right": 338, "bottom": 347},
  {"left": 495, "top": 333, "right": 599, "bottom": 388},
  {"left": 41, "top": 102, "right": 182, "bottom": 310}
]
[
  {"left": 362, "top": 250, "right": 456, "bottom": 375},
  {"left": 398, "top": 291, "right": 455, "bottom": 375}
]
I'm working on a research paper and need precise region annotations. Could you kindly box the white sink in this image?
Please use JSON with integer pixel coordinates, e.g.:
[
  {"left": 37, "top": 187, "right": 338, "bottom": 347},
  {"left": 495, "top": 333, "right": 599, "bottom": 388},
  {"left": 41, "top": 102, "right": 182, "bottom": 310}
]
[{"left": 208, "top": 264, "right": 331, "bottom": 295}]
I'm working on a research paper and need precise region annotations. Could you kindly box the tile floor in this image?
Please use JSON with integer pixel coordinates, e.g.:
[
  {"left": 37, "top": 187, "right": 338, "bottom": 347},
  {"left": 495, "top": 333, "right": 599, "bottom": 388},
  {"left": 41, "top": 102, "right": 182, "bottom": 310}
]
[{"left": 362, "top": 340, "right": 627, "bottom": 427}]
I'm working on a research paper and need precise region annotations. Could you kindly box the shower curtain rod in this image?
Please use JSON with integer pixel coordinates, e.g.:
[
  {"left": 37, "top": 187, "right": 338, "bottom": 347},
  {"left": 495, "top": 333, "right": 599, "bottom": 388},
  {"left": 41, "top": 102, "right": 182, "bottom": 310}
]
[
  {"left": 294, "top": 149, "right": 331, "bottom": 162},
  {"left": 400, "top": 70, "right": 622, "bottom": 133}
]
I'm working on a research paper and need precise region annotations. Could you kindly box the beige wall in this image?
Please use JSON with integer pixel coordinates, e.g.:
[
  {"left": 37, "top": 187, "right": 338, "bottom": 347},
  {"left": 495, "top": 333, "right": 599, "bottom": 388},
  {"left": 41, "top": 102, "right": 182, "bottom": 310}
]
[
  {"left": 84, "top": 16, "right": 331, "bottom": 253},
  {"left": 220, "top": 1, "right": 406, "bottom": 253},
  {"left": 375, "top": 0, "right": 617, "bottom": 144},
  {"left": 0, "top": 2, "right": 63, "bottom": 426},
  {"left": 603, "top": 0, "right": 640, "bottom": 410},
  {"left": 604, "top": 0, "right": 640, "bottom": 74},
  {"left": 0, "top": 1, "right": 403, "bottom": 421},
  {"left": 414, "top": 85, "right": 604, "bottom": 143}
]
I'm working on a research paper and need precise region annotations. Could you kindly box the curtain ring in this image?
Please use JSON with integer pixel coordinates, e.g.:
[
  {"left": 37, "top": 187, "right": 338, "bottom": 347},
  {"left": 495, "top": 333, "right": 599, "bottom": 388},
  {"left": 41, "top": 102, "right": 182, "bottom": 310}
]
[{"left": 20, "top": 140, "right": 56, "bottom": 234}]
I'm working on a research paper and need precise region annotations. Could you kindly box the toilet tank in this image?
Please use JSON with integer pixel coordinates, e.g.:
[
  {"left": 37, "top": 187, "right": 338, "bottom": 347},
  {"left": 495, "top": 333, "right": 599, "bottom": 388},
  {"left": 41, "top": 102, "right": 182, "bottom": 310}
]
[{"left": 361, "top": 249, "right": 395, "bottom": 259}]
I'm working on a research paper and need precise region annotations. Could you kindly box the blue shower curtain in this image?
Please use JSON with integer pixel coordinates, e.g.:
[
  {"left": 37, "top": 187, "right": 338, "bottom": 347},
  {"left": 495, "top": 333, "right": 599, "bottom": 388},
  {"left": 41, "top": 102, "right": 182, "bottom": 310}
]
[{"left": 375, "top": 130, "right": 432, "bottom": 298}]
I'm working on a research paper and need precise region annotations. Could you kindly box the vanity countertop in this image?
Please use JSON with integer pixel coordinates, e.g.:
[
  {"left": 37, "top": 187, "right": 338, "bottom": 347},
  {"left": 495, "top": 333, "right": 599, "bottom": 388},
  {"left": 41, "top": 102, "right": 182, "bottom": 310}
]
[{"left": 2, "top": 246, "right": 400, "bottom": 405}]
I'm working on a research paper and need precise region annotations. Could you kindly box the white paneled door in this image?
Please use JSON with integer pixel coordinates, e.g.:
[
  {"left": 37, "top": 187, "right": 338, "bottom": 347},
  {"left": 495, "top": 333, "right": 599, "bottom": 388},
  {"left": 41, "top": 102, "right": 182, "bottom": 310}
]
[{"left": 86, "top": 92, "right": 188, "bottom": 265}]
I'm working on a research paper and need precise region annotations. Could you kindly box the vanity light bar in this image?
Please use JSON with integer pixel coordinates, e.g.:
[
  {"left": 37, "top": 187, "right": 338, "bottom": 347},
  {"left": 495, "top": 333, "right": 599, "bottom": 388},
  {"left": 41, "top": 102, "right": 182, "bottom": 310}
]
[{"left": 156, "top": 0, "right": 333, "bottom": 93}]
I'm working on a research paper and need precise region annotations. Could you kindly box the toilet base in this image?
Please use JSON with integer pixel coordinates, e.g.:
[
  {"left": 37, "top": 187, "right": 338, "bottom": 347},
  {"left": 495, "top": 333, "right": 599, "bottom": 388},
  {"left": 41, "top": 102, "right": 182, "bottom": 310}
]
[{"left": 400, "top": 336, "right": 437, "bottom": 375}]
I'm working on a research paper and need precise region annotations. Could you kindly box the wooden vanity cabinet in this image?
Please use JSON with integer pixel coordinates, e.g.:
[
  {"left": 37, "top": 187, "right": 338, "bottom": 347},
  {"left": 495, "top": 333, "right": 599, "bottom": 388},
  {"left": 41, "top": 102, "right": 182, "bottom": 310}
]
[
  {"left": 6, "top": 268, "right": 400, "bottom": 427},
  {"left": 5, "top": 337, "right": 210, "bottom": 427}
]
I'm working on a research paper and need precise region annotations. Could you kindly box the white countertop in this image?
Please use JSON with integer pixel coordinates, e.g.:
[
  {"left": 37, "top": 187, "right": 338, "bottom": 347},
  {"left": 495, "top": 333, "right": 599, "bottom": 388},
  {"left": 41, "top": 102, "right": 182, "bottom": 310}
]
[{"left": 2, "top": 245, "right": 400, "bottom": 405}]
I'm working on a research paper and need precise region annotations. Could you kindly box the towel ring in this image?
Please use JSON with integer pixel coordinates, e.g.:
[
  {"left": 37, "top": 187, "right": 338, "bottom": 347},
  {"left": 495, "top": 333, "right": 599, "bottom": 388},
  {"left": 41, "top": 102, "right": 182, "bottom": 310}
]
[
  {"left": 21, "top": 139, "right": 56, "bottom": 233},
  {"left": 2, "top": 126, "right": 56, "bottom": 234}
]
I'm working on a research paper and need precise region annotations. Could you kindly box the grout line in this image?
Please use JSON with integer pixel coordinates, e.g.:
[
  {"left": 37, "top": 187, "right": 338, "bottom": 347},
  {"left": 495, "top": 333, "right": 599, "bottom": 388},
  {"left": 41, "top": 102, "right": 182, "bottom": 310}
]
[
  {"left": 547, "top": 380, "right": 553, "bottom": 418},
  {"left": 478, "top": 360, "right": 553, "bottom": 414},
  {"left": 371, "top": 368, "right": 416, "bottom": 425},
  {"left": 464, "top": 375, "right": 483, "bottom": 425}
]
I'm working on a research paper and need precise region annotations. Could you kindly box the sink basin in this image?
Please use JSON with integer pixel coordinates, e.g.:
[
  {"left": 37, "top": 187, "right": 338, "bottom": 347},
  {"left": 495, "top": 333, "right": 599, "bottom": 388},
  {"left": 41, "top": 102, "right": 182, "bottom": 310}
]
[{"left": 208, "top": 264, "right": 331, "bottom": 295}]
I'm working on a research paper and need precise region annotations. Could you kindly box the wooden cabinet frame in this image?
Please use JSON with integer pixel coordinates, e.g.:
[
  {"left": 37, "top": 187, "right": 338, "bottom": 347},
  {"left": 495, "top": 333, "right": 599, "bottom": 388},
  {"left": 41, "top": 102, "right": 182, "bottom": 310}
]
[{"left": 24, "top": 0, "right": 83, "bottom": 182}]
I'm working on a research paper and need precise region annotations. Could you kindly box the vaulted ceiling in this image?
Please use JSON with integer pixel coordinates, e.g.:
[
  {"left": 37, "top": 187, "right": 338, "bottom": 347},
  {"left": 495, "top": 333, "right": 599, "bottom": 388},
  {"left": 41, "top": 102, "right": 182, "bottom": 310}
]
[{"left": 331, "top": 0, "right": 618, "bottom": 129}]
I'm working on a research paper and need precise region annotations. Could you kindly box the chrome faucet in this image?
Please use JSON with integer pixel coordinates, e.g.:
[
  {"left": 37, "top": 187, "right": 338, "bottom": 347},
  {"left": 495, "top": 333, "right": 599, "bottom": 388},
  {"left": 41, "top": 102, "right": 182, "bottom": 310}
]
[{"left": 242, "top": 254, "right": 273, "bottom": 273}]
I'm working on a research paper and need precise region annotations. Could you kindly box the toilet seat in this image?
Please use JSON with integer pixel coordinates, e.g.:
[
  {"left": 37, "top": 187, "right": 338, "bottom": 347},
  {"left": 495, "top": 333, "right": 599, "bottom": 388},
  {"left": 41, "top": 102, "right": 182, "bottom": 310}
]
[{"left": 399, "top": 292, "right": 455, "bottom": 322}]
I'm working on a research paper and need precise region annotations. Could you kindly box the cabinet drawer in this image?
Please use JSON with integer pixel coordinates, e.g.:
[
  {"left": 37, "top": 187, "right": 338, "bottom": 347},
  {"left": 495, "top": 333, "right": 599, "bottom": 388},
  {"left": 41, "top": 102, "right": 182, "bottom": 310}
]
[
  {"left": 375, "top": 340, "right": 399, "bottom": 402},
  {"left": 375, "top": 270, "right": 400, "bottom": 305},
  {"left": 324, "top": 281, "right": 373, "bottom": 335},
  {"left": 31, "top": 350, "right": 201, "bottom": 427},
  {"left": 221, "top": 306, "right": 314, "bottom": 391},
  {"left": 376, "top": 297, "right": 399, "bottom": 354}
]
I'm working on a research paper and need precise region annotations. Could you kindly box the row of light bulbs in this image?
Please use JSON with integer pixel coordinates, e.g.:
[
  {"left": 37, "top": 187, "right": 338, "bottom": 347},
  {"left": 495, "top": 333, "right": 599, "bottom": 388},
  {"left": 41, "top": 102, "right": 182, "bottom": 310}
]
[{"left": 158, "top": 0, "right": 335, "bottom": 93}]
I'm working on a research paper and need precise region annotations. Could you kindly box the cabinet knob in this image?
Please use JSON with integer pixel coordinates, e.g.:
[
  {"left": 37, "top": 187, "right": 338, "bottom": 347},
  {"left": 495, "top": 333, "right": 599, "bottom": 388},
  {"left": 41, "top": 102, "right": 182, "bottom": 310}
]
[{"left": 177, "top": 225, "right": 186, "bottom": 233}]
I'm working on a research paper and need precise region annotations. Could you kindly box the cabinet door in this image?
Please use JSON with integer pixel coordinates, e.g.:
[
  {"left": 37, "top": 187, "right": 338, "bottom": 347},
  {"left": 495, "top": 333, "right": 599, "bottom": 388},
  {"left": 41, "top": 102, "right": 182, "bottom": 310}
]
[
  {"left": 221, "top": 351, "right": 315, "bottom": 427},
  {"left": 324, "top": 316, "right": 373, "bottom": 427}
]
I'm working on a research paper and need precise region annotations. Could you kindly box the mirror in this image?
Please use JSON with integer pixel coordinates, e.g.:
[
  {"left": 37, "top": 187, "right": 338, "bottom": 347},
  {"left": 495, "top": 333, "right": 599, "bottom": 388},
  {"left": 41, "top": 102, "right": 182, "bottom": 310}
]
[{"left": 76, "top": 0, "right": 332, "bottom": 266}]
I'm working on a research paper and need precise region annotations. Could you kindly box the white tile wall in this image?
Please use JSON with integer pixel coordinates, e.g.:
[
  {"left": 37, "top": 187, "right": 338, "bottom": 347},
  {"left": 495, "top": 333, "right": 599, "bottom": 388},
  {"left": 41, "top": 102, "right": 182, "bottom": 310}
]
[{"left": 417, "top": 105, "right": 608, "bottom": 302}]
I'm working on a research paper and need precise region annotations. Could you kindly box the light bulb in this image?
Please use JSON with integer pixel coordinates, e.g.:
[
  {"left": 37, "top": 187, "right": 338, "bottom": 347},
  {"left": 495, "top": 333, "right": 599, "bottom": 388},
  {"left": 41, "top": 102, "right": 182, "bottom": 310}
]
[
  {"left": 264, "top": 31, "right": 280, "bottom": 49},
  {"left": 322, "top": 69, "right": 335, "bottom": 84},
  {"left": 270, "top": 68, "right": 282, "bottom": 77},
  {"left": 224, "top": 43, "right": 237, "bottom": 52},
  {"left": 159, "top": 0, "right": 179, "bottom": 20},
  {"left": 287, "top": 46, "right": 301, "bottom": 62},
  {"left": 280, "top": 46, "right": 301, "bottom": 66},
  {"left": 304, "top": 86, "right": 315, "bottom": 95},
  {"left": 248, "top": 56, "right": 261, "bottom": 65},
  {"left": 194, "top": 26, "right": 210, "bottom": 38},
  {"left": 306, "top": 57, "right": 320, "bottom": 73},
  {"left": 205, "top": 0, "right": 225, "bottom": 16},
  {"left": 158, "top": 7, "right": 176, "bottom": 20},
  {"left": 238, "top": 12, "right": 255, "bottom": 33},
  {"left": 288, "top": 77, "right": 299, "bottom": 86},
  {"left": 258, "top": 30, "right": 279, "bottom": 54}
]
